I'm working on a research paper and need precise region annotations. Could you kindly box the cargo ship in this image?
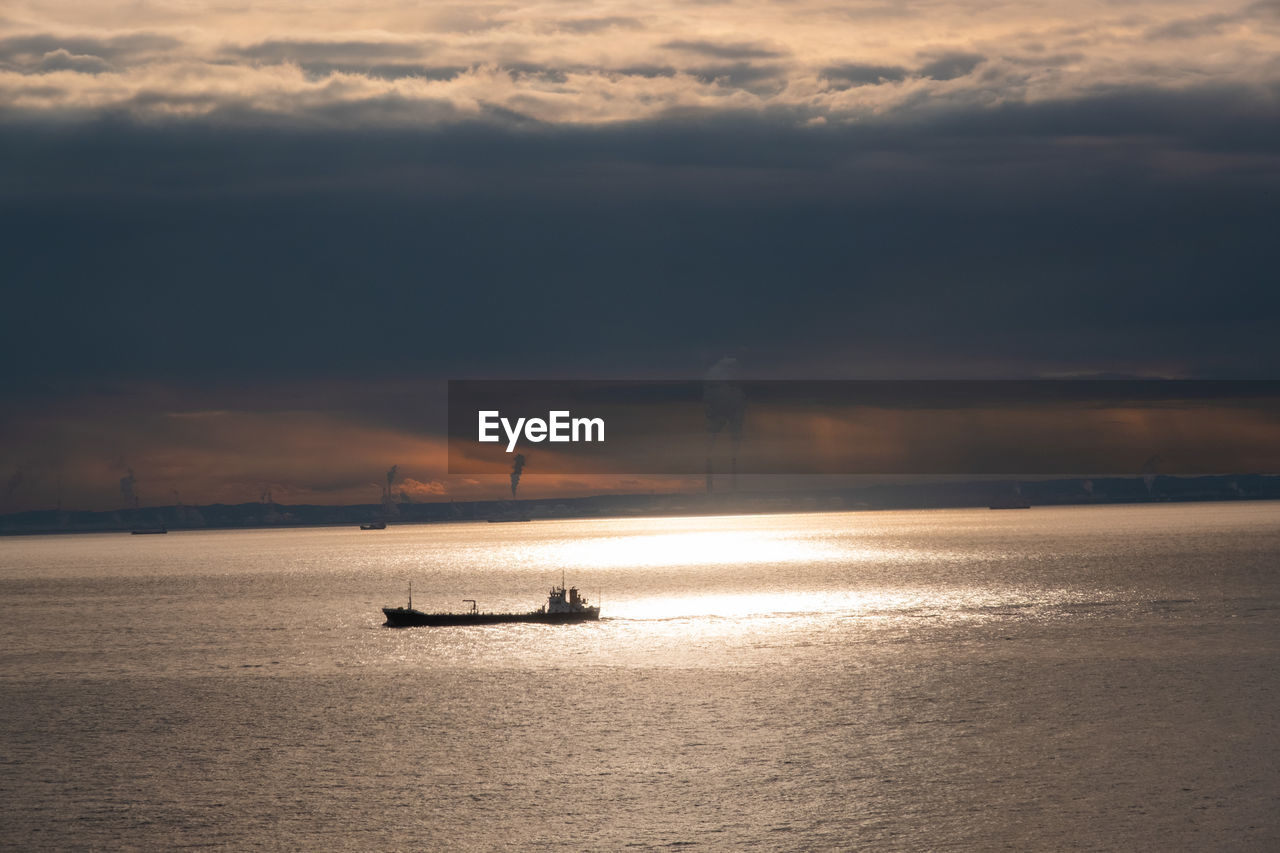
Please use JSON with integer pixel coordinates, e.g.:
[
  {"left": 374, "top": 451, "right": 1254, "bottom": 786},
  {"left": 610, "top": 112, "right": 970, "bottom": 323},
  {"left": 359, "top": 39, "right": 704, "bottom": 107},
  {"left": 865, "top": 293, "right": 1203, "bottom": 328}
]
[{"left": 382, "top": 581, "right": 600, "bottom": 627}]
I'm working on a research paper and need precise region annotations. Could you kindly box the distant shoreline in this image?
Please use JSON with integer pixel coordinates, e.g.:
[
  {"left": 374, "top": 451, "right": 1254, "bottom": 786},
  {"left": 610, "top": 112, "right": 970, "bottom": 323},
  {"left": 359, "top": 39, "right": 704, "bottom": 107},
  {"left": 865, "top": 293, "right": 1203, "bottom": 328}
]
[{"left": 2, "top": 475, "right": 1277, "bottom": 536}]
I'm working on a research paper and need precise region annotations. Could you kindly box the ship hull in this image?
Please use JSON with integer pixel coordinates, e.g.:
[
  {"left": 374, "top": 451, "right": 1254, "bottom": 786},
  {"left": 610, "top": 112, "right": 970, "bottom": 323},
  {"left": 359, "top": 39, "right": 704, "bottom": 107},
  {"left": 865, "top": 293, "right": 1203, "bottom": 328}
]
[{"left": 382, "top": 607, "right": 600, "bottom": 627}]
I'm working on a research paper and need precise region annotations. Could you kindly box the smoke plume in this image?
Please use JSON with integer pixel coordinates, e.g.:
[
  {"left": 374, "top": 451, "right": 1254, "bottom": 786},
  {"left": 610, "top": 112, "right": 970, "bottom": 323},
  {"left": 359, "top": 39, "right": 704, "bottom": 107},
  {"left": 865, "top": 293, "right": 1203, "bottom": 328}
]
[
  {"left": 378, "top": 464, "right": 401, "bottom": 517},
  {"left": 510, "top": 453, "right": 526, "bottom": 499},
  {"left": 704, "top": 357, "right": 746, "bottom": 493},
  {"left": 5, "top": 469, "right": 23, "bottom": 499},
  {"left": 120, "top": 468, "right": 138, "bottom": 508},
  {"left": 1141, "top": 454, "right": 1162, "bottom": 493}
]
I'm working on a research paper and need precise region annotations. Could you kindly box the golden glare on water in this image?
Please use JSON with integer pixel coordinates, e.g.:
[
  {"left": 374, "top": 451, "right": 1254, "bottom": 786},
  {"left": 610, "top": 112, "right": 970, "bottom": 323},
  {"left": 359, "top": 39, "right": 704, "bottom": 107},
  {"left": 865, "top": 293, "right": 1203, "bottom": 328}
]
[
  {"left": 611, "top": 588, "right": 930, "bottom": 621},
  {"left": 512, "top": 514, "right": 980, "bottom": 622},
  {"left": 550, "top": 528, "right": 826, "bottom": 569},
  {"left": 537, "top": 515, "right": 900, "bottom": 571}
]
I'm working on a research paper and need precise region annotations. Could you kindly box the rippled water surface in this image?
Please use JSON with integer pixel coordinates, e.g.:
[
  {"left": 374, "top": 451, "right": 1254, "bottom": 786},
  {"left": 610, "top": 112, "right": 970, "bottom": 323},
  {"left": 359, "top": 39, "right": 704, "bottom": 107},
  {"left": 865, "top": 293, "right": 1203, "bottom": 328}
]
[{"left": 2, "top": 503, "right": 1278, "bottom": 849}]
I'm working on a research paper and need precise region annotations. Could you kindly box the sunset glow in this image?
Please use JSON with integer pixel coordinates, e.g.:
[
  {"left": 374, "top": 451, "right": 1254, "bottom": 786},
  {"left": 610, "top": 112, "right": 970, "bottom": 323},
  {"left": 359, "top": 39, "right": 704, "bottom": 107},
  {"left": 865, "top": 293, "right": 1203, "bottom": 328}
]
[{"left": 5, "top": 0, "right": 1279, "bottom": 127}]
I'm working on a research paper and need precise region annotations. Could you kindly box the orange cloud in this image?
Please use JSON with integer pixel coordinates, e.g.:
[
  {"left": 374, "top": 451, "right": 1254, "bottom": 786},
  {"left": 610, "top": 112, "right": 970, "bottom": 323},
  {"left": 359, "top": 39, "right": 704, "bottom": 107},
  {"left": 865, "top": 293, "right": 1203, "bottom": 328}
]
[{"left": 3, "top": 0, "right": 1276, "bottom": 126}]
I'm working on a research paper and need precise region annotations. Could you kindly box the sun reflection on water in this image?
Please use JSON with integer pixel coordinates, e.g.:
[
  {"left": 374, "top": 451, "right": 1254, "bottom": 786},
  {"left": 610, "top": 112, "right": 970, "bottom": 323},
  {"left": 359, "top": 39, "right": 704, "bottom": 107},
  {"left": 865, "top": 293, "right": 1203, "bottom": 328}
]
[
  {"left": 353, "top": 510, "right": 1166, "bottom": 661},
  {"left": 609, "top": 588, "right": 928, "bottom": 621},
  {"left": 535, "top": 519, "right": 903, "bottom": 571},
  {"left": 475, "top": 513, "right": 1061, "bottom": 626},
  {"left": 547, "top": 529, "right": 828, "bottom": 569}
]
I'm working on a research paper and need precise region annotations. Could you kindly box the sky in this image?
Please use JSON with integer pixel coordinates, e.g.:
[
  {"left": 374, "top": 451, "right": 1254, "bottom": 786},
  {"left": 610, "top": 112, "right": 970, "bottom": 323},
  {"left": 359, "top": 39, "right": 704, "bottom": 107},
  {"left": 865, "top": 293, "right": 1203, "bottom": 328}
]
[{"left": 2, "top": 0, "right": 1279, "bottom": 511}]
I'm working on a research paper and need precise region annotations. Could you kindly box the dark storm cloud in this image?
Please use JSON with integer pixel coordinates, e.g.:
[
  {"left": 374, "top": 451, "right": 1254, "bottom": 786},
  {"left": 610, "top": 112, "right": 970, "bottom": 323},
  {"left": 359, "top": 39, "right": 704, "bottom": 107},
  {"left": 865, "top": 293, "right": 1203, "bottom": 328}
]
[
  {"left": 1, "top": 81, "right": 1277, "bottom": 389},
  {"left": 661, "top": 39, "right": 788, "bottom": 60},
  {"left": 914, "top": 85, "right": 1280, "bottom": 156},
  {"left": 5, "top": 84, "right": 1279, "bottom": 193}
]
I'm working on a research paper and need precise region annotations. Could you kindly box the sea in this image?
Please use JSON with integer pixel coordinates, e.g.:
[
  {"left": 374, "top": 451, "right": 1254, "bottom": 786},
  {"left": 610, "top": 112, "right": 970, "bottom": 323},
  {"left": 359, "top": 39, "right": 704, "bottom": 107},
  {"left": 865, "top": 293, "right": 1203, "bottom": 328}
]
[{"left": 1, "top": 502, "right": 1278, "bottom": 851}]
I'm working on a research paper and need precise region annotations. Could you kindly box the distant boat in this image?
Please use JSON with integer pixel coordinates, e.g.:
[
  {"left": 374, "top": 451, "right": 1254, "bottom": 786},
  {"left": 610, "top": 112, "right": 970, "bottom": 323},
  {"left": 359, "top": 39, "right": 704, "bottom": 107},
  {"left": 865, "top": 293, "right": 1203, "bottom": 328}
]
[
  {"left": 130, "top": 526, "right": 168, "bottom": 535},
  {"left": 382, "top": 582, "right": 600, "bottom": 627},
  {"left": 360, "top": 521, "right": 387, "bottom": 530}
]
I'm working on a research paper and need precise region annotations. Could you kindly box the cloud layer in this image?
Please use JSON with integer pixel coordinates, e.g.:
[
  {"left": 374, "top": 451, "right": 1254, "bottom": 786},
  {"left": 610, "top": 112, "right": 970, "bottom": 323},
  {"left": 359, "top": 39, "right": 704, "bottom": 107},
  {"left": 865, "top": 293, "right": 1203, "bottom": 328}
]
[{"left": 3, "top": 0, "right": 1279, "bottom": 127}]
